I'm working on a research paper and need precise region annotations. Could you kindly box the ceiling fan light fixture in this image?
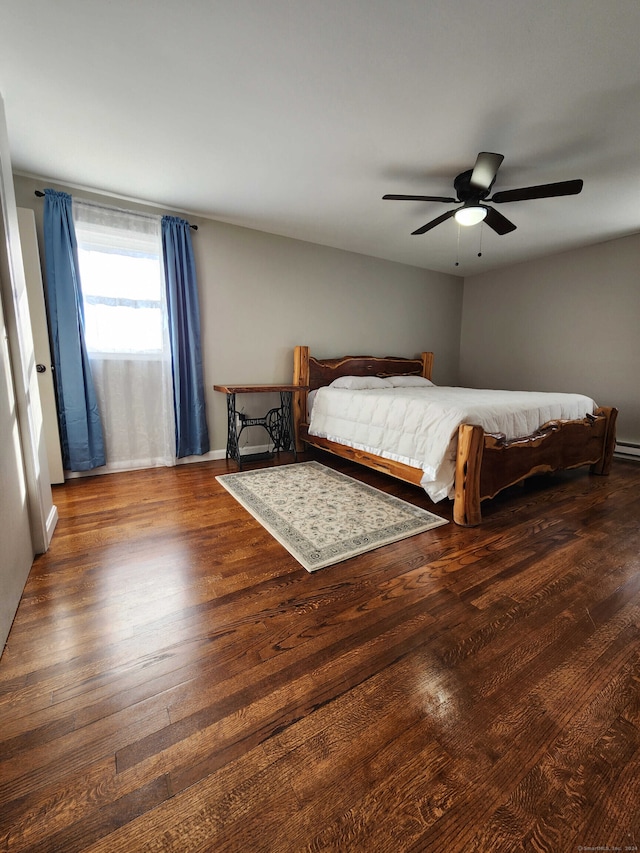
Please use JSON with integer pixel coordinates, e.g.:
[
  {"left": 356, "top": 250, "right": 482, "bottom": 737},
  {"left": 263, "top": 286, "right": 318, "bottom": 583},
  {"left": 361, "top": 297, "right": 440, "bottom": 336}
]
[
  {"left": 384, "top": 152, "right": 581, "bottom": 237},
  {"left": 454, "top": 205, "right": 487, "bottom": 227}
]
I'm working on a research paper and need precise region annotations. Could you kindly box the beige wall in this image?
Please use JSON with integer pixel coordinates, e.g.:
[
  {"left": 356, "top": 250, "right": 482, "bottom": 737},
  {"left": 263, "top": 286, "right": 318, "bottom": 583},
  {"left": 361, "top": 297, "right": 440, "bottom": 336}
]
[
  {"left": 460, "top": 234, "right": 640, "bottom": 443},
  {"left": 12, "top": 172, "right": 639, "bottom": 454},
  {"left": 13, "top": 173, "right": 463, "bottom": 455}
]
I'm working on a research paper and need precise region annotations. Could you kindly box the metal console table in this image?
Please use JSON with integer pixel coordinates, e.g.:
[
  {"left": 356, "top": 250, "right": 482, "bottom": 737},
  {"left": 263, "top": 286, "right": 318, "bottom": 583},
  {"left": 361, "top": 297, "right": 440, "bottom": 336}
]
[{"left": 213, "top": 384, "right": 306, "bottom": 469}]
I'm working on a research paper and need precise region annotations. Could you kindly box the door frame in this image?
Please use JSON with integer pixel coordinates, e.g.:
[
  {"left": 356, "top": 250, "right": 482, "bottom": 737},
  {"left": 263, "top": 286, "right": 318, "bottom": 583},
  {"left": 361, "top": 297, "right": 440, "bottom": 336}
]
[{"left": 0, "top": 93, "right": 55, "bottom": 554}]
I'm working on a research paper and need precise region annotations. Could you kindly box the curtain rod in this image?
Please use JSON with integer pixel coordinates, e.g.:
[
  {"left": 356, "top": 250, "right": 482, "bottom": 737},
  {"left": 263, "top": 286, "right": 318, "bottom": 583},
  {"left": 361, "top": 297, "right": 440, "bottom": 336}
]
[{"left": 34, "top": 190, "right": 198, "bottom": 230}]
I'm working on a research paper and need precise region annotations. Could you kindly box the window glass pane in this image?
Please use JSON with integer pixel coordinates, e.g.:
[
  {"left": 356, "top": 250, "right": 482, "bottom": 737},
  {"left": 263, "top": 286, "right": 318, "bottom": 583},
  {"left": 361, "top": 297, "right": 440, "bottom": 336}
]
[
  {"left": 81, "top": 300, "right": 164, "bottom": 354},
  {"left": 78, "top": 250, "right": 162, "bottom": 302},
  {"left": 73, "top": 202, "right": 165, "bottom": 357}
]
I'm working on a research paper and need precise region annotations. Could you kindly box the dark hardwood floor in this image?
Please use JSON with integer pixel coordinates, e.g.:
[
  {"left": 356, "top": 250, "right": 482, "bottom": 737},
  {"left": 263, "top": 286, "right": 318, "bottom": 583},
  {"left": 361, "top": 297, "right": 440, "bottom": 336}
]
[{"left": 1, "top": 452, "right": 639, "bottom": 852}]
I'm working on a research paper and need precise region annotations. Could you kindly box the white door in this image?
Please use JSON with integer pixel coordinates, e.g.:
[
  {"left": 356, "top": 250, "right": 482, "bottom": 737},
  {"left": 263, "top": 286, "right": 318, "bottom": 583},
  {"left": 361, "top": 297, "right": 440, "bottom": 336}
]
[
  {"left": 18, "top": 207, "right": 65, "bottom": 484},
  {"left": 0, "top": 92, "right": 54, "bottom": 654}
]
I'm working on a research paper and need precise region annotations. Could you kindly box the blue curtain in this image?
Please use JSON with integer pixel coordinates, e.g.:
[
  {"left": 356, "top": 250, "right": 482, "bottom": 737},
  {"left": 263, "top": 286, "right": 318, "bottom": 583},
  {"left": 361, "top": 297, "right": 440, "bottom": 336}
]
[
  {"left": 42, "top": 189, "right": 105, "bottom": 471},
  {"left": 161, "top": 216, "right": 210, "bottom": 457}
]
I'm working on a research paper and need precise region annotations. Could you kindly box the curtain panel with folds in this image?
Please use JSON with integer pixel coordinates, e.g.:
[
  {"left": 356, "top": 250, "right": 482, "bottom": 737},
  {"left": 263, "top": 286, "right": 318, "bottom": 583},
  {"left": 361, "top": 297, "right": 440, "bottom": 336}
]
[
  {"left": 161, "top": 216, "right": 210, "bottom": 458},
  {"left": 42, "top": 189, "right": 105, "bottom": 471}
]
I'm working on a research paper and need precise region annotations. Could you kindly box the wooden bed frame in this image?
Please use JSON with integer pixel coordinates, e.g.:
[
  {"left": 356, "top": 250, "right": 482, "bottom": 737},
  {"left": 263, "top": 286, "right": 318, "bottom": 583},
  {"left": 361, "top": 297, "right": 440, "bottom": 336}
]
[{"left": 292, "top": 345, "right": 618, "bottom": 527}]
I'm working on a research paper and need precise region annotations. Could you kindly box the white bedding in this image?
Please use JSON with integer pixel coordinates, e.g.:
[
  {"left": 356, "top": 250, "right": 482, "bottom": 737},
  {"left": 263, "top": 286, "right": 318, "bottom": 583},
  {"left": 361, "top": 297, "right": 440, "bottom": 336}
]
[{"left": 308, "top": 385, "right": 597, "bottom": 502}]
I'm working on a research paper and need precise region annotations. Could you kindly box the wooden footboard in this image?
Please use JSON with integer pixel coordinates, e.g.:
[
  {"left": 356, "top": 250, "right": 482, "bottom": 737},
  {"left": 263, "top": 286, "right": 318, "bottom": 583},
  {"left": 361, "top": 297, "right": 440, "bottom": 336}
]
[
  {"left": 292, "top": 345, "right": 618, "bottom": 527},
  {"left": 454, "top": 407, "right": 618, "bottom": 526}
]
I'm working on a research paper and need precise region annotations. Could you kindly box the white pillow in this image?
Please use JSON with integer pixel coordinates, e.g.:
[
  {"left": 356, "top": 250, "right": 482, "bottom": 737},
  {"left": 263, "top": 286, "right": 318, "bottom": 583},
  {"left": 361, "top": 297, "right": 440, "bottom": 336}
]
[
  {"left": 387, "top": 375, "right": 435, "bottom": 387},
  {"left": 329, "top": 375, "right": 393, "bottom": 390}
]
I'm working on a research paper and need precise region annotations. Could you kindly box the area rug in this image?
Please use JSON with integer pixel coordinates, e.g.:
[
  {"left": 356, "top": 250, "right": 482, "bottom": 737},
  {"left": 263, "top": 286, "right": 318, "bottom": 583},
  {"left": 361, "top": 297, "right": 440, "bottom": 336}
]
[{"left": 216, "top": 461, "right": 448, "bottom": 572}]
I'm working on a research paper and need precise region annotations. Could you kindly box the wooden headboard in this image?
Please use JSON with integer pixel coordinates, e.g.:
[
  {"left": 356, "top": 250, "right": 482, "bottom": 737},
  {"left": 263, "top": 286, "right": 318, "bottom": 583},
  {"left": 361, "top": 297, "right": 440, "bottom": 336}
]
[
  {"left": 294, "top": 346, "right": 432, "bottom": 391},
  {"left": 292, "top": 345, "right": 434, "bottom": 439}
]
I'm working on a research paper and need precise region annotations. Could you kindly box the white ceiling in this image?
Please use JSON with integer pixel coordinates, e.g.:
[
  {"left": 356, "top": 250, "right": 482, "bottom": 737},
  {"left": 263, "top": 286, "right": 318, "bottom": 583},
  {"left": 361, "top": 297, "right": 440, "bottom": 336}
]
[{"left": 1, "top": 0, "right": 639, "bottom": 276}]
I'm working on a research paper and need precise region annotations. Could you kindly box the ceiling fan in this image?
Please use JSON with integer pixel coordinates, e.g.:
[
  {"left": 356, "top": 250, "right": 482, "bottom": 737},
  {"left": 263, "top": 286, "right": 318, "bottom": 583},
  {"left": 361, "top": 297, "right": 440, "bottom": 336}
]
[{"left": 383, "top": 152, "right": 583, "bottom": 235}]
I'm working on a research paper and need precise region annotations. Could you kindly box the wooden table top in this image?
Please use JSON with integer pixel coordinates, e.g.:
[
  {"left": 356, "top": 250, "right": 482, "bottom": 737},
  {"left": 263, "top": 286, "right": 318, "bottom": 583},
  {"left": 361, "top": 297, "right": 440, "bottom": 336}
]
[{"left": 213, "top": 384, "right": 308, "bottom": 394}]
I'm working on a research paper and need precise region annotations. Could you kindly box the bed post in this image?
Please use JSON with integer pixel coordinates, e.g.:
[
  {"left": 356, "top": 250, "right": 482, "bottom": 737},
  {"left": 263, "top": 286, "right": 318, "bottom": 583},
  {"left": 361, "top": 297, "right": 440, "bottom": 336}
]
[
  {"left": 454, "top": 423, "right": 484, "bottom": 526},
  {"left": 421, "top": 352, "right": 434, "bottom": 382},
  {"left": 590, "top": 406, "right": 618, "bottom": 475},
  {"left": 293, "top": 345, "right": 310, "bottom": 452}
]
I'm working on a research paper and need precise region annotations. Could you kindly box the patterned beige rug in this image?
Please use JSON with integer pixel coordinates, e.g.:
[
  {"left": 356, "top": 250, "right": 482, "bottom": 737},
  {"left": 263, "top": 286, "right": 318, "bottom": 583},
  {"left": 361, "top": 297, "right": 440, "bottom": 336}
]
[{"left": 216, "top": 461, "right": 448, "bottom": 572}]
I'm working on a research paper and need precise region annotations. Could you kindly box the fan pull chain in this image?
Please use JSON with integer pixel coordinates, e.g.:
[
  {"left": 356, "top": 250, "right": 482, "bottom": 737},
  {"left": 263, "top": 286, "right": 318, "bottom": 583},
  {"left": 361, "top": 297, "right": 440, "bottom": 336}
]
[
  {"left": 455, "top": 223, "right": 461, "bottom": 267},
  {"left": 478, "top": 223, "right": 483, "bottom": 258}
]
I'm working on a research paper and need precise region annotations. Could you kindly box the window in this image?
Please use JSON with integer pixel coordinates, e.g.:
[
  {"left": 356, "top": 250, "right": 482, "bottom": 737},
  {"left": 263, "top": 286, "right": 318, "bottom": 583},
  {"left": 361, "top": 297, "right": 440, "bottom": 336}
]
[
  {"left": 71, "top": 200, "right": 176, "bottom": 470},
  {"left": 73, "top": 202, "right": 165, "bottom": 357}
]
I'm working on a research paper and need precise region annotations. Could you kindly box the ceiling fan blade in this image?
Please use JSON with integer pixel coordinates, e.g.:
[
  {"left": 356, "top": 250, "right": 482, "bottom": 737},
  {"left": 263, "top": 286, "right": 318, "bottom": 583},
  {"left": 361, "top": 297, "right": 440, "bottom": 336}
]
[
  {"left": 470, "top": 152, "right": 504, "bottom": 190},
  {"left": 490, "top": 179, "right": 583, "bottom": 203},
  {"left": 411, "top": 209, "right": 457, "bottom": 235},
  {"left": 483, "top": 206, "right": 517, "bottom": 235},
  {"left": 383, "top": 194, "right": 457, "bottom": 203}
]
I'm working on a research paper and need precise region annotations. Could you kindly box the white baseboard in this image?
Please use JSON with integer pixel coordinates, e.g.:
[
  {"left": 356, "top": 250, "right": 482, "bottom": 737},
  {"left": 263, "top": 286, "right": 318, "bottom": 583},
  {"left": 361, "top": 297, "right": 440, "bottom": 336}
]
[
  {"left": 615, "top": 442, "right": 640, "bottom": 460},
  {"left": 176, "top": 443, "right": 272, "bottom": 465},
  {"left": 176, "top": 448, "right": 227, "bottom": 465},
  {"left": 64, "top": 443, "right": 283, "bottom": 479},
  {"left": 45, "top": 503, "right": 59, "bottom": 547}
]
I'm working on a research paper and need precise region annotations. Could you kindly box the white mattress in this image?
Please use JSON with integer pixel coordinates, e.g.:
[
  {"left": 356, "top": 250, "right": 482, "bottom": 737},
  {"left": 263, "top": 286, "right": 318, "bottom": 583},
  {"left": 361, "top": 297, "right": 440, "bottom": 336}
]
[{"left": 308, "top": 385, "right": 597, "bottom": 502}]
